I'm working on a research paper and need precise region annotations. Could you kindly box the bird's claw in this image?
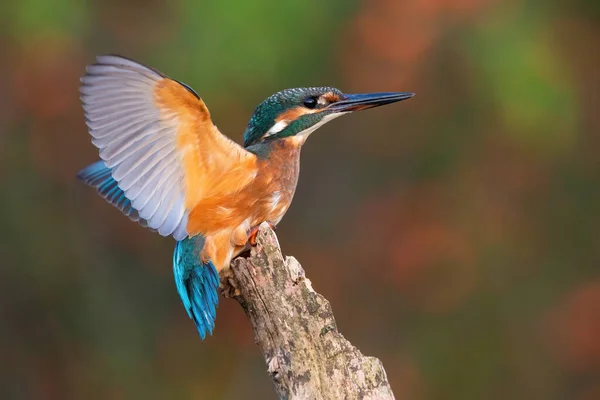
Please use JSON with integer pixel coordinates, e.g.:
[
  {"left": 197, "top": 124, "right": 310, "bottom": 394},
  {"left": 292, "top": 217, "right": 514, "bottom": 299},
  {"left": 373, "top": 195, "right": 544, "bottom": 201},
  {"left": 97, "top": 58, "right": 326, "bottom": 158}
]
[{"left": 248, "top": 222, "right": 276, "bottom": 246}]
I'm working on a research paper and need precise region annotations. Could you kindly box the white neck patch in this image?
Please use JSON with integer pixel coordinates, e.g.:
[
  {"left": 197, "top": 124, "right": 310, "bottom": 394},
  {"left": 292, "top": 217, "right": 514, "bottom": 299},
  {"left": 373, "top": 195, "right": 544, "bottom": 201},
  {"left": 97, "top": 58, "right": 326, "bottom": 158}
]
[{"left": 264, "top": 120, "right": 289, "bottom": 138}]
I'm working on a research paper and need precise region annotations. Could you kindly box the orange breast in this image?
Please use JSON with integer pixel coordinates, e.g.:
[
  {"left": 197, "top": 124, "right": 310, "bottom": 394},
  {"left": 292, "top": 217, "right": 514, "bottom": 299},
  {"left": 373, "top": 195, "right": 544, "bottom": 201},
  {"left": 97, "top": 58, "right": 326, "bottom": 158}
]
[{"left": 188, "top": 138, "right": 302, "bottom": 270}]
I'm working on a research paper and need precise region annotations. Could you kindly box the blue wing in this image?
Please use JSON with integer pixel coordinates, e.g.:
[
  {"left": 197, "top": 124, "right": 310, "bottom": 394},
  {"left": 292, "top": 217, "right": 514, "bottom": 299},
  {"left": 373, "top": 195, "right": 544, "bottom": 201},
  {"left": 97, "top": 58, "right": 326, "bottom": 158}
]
[
  {"left": 77, "top": 160, "right": 148, "bottom": 227},
  {"left": 80, "top": 55, "right": 190, "bottom": 240},
  {"left": 79, "top": 55, "right": 256, "bottom": 240}
]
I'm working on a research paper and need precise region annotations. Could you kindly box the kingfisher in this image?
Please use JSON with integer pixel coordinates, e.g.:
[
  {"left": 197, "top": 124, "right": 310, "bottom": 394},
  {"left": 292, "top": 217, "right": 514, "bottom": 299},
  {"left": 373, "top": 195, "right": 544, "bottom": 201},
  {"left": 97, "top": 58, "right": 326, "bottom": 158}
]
[{"left": 77, "top": 55, "right": 413, "bottom": 339}]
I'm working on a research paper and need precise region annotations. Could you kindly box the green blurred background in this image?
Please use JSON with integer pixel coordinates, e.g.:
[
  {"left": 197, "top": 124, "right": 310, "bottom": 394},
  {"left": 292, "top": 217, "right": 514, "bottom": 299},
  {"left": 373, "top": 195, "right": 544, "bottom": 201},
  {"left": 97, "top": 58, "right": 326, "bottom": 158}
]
[{"left": 1, "top": 0, "right": 599, "bottom": 399}]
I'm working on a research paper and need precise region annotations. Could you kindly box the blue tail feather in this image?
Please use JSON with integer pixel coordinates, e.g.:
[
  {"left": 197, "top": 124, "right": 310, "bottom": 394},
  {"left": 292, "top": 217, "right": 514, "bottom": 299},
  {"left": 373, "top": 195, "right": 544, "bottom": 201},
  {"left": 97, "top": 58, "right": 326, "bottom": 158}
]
[
  {"left": 80, "top": 160, "right": 220, "bottom": 338},
  {"left": 173, "top": 236, "right": 220, "bottom": 339}
]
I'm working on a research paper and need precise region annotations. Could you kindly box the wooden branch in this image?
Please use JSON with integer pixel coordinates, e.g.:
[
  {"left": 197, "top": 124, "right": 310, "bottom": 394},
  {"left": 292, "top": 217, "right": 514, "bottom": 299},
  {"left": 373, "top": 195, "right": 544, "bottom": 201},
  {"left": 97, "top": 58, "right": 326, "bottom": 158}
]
[{"left": 220, "top": 223, "right": 396, "bottom": 400}]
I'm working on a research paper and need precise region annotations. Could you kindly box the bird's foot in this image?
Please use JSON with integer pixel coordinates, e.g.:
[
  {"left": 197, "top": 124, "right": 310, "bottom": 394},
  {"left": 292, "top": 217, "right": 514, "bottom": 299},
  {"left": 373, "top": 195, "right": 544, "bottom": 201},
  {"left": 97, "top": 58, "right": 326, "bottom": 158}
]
[{"left": 248, "top": 222, "right": 276, "bottom": 246}]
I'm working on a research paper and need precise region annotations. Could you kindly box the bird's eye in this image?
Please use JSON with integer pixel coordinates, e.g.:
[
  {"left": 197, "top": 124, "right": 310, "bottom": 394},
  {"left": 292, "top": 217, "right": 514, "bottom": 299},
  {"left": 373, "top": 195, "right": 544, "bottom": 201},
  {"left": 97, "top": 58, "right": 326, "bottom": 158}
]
[{"left": 303, "top": 97, "right": 318, "bottom": 109}]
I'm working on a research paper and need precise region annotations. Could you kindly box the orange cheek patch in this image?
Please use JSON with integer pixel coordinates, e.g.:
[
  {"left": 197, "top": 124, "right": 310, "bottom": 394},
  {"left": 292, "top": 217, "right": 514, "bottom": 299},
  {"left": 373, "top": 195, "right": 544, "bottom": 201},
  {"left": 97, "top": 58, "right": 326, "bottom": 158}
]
[{"left": 275, "top": 106, "right": 310, "bottom": 123}]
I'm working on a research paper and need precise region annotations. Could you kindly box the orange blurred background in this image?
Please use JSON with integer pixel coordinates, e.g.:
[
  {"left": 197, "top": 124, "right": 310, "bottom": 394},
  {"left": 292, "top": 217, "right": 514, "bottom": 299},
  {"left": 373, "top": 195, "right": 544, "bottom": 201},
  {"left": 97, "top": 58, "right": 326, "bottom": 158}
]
[{"left": 1, "top": 0, "right": 599, "bottom": 399}]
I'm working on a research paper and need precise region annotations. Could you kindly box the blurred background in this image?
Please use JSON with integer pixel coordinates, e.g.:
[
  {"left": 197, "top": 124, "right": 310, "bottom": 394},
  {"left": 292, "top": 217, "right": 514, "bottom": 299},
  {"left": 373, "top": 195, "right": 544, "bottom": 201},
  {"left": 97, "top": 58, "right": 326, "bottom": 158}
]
[{"left": 1, "top": 0, "right": 599, "bottom": 399}]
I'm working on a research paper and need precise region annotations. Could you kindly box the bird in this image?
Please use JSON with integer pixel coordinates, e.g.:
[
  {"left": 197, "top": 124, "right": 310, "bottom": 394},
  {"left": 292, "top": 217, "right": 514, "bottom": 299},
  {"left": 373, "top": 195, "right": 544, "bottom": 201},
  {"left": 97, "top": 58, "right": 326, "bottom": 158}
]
[{"left": 77, "top": 55, "right": 414, "bottom": 339}]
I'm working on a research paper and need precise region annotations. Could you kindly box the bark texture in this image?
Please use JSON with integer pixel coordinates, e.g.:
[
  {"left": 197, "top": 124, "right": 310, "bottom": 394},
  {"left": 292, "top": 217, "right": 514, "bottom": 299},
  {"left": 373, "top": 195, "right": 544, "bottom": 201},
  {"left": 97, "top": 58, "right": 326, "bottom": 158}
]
[{"left": 220, "top": 223, "right": 395, "bottom": 400}]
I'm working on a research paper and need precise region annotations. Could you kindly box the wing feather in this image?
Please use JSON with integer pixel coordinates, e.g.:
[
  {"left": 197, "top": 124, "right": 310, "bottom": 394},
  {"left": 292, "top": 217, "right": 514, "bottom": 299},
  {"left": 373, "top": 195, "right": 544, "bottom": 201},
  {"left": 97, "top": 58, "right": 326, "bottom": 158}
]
[
  {"left": 80, "top": 55, "right": 257, "bottom": 240},
  {"left": 100, "top": 123, "right": 168, "bottom": 163}
]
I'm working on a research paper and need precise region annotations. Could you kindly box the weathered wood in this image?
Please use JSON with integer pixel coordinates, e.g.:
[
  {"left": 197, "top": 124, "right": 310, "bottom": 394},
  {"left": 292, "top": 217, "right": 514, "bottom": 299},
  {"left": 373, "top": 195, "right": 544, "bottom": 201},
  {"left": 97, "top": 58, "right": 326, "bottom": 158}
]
[{"left": 220, "top": 223, "right": 395, "bottom": 400}]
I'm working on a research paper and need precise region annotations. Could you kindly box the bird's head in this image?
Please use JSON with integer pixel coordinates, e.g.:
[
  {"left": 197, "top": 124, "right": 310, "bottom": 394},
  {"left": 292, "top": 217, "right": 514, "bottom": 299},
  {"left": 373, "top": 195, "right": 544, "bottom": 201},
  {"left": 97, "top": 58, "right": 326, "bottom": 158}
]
[{"left": 242, "top": 87, "right": 414, "bottom": 148}]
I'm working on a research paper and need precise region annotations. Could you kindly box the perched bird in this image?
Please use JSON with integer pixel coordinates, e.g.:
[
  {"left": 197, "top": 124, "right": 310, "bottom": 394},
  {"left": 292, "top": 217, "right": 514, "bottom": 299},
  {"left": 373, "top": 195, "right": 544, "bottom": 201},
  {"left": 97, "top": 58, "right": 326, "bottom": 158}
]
[{"left": 78, "top": 55, "right": 413, "bottom": 339}]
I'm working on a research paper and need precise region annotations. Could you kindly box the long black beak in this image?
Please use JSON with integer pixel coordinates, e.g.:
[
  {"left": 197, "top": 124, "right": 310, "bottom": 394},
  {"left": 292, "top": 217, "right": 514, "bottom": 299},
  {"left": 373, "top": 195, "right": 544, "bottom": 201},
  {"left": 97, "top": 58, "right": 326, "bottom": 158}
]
[{"left": 328, "top": 92, "right": 415, "bottom": 112}]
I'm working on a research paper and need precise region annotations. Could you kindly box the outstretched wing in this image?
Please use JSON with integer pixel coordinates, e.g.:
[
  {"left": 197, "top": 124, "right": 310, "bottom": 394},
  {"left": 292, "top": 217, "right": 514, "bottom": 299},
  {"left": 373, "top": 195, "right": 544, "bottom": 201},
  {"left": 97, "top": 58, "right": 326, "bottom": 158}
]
[{"left": 80, "top": 55, "right": 257, "bottom": 240}]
